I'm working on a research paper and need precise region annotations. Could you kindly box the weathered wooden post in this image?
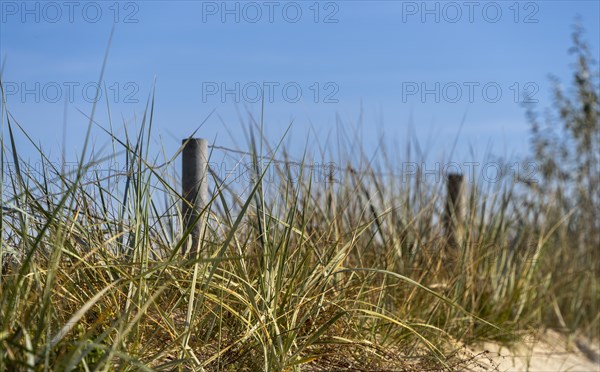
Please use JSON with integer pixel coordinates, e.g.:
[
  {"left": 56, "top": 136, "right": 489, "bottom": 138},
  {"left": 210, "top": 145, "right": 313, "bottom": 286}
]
[
  {"left": 326, "top": 163, "right": 335, "bottom": 220},
  {"left": 326, "top": 162, "right": 340, "bottom": 239},
  {"left": 182, "top": 138, "right": 208, "bottom": 256},
  {"left": 445, "top": 173, "right": 466, "bottom": 247}
]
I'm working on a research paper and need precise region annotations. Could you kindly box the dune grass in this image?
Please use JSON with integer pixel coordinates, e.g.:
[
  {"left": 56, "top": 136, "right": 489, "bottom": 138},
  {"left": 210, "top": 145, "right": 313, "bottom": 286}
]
[{"left": 0, "top": 114, "right": 597, "bottom": 370}]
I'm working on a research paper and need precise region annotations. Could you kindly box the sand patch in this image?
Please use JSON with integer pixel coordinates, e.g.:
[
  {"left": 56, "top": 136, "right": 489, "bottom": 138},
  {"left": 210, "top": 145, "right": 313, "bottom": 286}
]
[{"left": 466, "top": 330, "right": 600, "bottom": 371}]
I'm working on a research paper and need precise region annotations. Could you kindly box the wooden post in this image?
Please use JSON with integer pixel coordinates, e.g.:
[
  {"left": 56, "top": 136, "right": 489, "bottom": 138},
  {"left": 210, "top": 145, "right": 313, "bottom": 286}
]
[
  {"left": 445, "top": 173, "right": 465, "bottom": 246},
  {"left": 182, "top": 138, "right": 208, "bottom": 256},
  {"left": 326, "top": 162, "right": 339, "bottom": 240}
]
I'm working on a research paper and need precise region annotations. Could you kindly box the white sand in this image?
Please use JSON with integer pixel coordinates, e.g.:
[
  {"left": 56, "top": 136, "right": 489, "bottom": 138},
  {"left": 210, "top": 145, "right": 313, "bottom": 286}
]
[{"left": 466, "top": 330, "right": 600, "bottom": 371}]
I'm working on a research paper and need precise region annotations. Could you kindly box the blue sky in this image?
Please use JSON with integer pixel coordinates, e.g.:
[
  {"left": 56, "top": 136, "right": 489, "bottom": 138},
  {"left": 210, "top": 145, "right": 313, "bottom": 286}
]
[{"left": 1, "top": 0, "right": 599, "bottom": 169}]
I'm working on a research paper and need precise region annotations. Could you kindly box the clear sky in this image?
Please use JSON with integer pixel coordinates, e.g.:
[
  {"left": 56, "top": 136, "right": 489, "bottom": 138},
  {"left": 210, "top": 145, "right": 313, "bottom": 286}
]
[{"left": 1, "top": 1, "right": 599, "bottom": 168}]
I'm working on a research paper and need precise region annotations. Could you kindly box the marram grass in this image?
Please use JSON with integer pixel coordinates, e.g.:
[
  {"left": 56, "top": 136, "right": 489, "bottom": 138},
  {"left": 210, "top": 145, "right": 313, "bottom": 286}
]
[{"left": 1, "top": 114, "right": 597, "bottom": 371}]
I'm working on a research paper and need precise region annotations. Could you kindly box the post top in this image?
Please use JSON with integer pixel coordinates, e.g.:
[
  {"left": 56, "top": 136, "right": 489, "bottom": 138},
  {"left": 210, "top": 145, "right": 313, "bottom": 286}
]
[
  {"left": 182, "top": 138, "right": 207, "bottom": 143},
  {"left": 447, "top": 173, "right": 463, "bottom": 180}
]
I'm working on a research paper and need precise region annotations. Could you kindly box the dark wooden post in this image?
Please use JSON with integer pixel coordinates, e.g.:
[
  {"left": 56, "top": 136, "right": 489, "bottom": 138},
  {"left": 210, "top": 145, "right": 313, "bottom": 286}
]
[
  {"left": 445, "top": 173, "right": 466, "bottom": 246},
  {"left": 182, "top": 138, "right": 208, "bottom": 256}
]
